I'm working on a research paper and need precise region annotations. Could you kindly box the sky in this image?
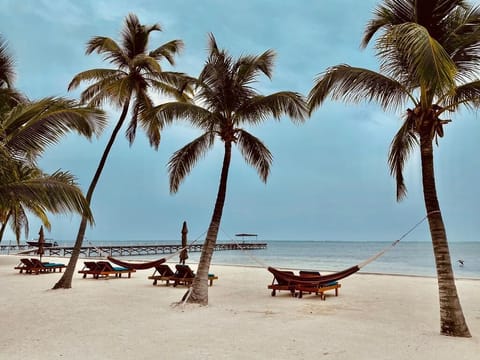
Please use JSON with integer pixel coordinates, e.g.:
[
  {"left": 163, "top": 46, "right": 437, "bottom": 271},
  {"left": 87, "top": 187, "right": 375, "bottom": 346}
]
[{"left": 1, "top": 0, "right": 480, "bottom": 244}]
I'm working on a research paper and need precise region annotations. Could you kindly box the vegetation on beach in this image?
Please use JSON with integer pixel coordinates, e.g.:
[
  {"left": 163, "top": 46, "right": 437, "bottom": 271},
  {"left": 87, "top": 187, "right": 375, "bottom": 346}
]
[
  {"left": 0, "top": 36, "right": 106, "bottom": 245},
  {"left": 1, "top": 0, "right": 479, "bottom": 337}
]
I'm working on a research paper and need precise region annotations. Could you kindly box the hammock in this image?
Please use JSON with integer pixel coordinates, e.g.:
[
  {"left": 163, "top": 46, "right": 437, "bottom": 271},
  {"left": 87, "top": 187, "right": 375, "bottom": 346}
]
[
  {"left": 229, "top": 211, "right": 438, "bottom": 286},
  {"left": 106, "top": 256, "right": 166, "bottom": 270}
]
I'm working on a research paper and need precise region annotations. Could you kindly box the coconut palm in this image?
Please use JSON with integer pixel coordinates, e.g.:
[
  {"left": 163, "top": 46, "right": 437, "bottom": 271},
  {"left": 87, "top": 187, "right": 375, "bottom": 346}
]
[
  {"left": 308, "top": 0, "right": 480, "bottom": 337},
  {"left": 53, "top": 14, "right": 192, "bottom": 289},
  {"left": 0, "top": 36, "right": 107, "bottom": 245},
  {"left": 152, "top": 33, "right": 308, "bottom": 305}
]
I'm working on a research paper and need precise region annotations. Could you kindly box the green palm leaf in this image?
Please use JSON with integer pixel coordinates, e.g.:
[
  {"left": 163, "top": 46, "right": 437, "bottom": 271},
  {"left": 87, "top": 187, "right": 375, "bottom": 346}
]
[{"left": 168, "top": 133, "right": 215, "bottom": 193}]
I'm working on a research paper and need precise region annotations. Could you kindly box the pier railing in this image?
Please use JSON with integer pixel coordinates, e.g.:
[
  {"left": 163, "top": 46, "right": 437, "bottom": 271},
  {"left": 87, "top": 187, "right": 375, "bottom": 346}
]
[{"left": 1, "top": 242, "right": 267, "bottom": 257}]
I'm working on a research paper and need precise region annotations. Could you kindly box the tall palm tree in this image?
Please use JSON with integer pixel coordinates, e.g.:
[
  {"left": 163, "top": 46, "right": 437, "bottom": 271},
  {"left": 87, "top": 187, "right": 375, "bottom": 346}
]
[
  {"left": 152, "top": 33, "right": 308, "bottom": 305},
  {"left": 53, "top": 14, "right": 192, "bottom": 289},
  {"left": 308, "top": 0, "right": 480, "bottom": 337}
]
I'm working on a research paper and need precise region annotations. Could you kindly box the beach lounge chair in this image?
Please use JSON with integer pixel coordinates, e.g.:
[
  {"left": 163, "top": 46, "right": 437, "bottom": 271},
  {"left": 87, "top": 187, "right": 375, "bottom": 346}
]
[
  {"left": 96, "top": 261, "right": 136, "bottom": 278},
  {"left": 29, "top": 258, "right": 66, "bottom": 273},
  {"left": 170, "top": 265, "right": 218, "bottom": 287},
  {"left": 295, "top": 281, "right": 341, "bottom": 300},
  {"left": 14, "top": 258, "right": 39, "bottom": 274},
  {"left": 171, "top": 264, "right": 195, "bottom": 287},
  {"left": 267, "top": 270, "right": 296, "bottom": 296},
  {"left": 78, "top": 261, "right": 103, "bottom": 279},
  {"left": 148, "top": 264, "right": 175, "bottom": 286}
]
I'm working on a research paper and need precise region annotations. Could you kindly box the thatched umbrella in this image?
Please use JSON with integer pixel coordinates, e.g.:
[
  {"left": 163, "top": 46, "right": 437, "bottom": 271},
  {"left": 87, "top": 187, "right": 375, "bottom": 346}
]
[
  {"left": 179, "top": 221, "right": 188, "bottom": 265},
  {"left": 37, "top": 225, "right": 45, "bottom": 262}
]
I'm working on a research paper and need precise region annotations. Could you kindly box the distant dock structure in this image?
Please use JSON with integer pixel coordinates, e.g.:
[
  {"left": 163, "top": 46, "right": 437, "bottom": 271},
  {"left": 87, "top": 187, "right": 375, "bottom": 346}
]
[{"left": 1, "top": 241, "right": 267, "bottom": 258}]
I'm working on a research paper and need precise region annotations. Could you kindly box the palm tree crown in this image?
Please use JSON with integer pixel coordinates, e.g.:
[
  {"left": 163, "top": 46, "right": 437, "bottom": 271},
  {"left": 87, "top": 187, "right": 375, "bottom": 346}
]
[
  {"left": 68, "top": 13, "right": 192, "bottom": 148},
  {"left": 157, "top": 33, "right": 307, "bottom": 193}
]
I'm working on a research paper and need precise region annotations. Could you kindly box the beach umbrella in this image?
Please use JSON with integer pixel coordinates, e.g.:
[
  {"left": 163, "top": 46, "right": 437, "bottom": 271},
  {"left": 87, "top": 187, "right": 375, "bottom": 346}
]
[
  {"left": 37, "top": 225, "right": 45, "bottom": 262},
  {"left": 179, "top": 221, "right": 189, "bottom": 265}
]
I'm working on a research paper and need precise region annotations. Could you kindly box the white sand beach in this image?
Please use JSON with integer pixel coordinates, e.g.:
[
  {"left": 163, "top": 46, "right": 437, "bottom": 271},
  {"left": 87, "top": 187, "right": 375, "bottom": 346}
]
[{"left": 1, "top": 255, "right": 479, "bottom": 360}]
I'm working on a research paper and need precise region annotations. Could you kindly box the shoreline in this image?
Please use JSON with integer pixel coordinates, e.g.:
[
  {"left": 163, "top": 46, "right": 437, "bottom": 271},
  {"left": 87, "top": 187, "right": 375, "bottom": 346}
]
[{"left": 1, "top": 255, "right": 479, "bottom": 359}]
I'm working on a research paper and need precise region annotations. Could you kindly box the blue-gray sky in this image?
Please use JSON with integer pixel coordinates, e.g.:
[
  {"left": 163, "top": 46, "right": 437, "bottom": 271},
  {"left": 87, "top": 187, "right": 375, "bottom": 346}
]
[{"left": 1, "top": 0, "right": 479, "bottom": 243}]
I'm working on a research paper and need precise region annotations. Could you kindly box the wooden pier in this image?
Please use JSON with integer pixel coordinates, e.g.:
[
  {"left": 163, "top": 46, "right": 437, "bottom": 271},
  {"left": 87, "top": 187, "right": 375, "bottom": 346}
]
[{"left": 1, "top": 242, "right": 267, "bottom": 258}]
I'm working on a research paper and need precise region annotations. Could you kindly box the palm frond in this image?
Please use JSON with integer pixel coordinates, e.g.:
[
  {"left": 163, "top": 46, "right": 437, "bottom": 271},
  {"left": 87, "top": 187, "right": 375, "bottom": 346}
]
[
  {"left": 132, "top": 54, "right": 162, "bottom": 73},
  {"left": 442, "top": 80, "right": 480, "bottom": 110},
  {"left": 121, "top": 13, "right": 162, "bottom": 59},
  {"left": 0, "top": 35, "right": 15, "bottom": 87},
  {"left": 168, "top": 132, "right": 215, "bottom": 193},
  {"left": 86, "top": 36, "right": 127, "bottom": 67},
  {"left": 234, "top": 49, "right": 276, "bottom": 85},
  {"left": 149, "top": 39, "right": 184, "bottom": 65},
  {"left": 68, "top": 69, "right": 123, "bottom": 91},
  {"left": 388, "top": 111, "right": 419, "bottom": 201},
  {"left": 236, "top": 129, "right": 273, "bottom": 182},
  {"left": 308, "top": 65, "right": 412, "bottom": 114},
  {"left": 377, "top": 23, "right": 457, "bottom": 97},
  {"left": 236, "top": 91, "right": 308, "bottom": 126},
  {"left": 151, "top": 102, "right": 212, "bottom": 130},
  {"left": 3, "top": 97, "right": 107, "bottom": 159}
]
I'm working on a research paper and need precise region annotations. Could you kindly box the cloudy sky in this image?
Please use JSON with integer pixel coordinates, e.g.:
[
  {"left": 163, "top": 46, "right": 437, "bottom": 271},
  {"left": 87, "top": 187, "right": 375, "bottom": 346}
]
[{"left": 1, "top": 0, "right": 479, "bottom": 244}]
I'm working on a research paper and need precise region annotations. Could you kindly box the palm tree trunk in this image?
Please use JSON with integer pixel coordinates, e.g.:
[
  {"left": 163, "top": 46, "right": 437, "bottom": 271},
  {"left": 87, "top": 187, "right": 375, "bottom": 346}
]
[
  {"left": 419, "top": 134, "right": 471, "bottom": 337},
  {"left": 187, "top": 141, "right": 232, "bottom": 305},
  {"left": 0, "top": 211, "right": 11, "bottom": 244},
  {"left": 53, "top": 99, "right": 131, "bottom": 289}
]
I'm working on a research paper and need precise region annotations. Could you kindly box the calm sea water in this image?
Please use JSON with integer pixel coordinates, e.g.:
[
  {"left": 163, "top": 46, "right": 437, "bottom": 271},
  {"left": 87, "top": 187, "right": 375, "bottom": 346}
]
[{"left": 122, "top": 240, "right": 479, "bottom": 279}]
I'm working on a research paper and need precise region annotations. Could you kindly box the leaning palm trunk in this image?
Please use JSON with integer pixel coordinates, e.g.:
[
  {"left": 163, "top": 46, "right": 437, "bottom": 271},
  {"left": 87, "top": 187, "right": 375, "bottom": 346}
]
[
  {"left": 187, "top": 142, "right": 232, "bottom": 305},
  {"left": 53, "top": 100, "right": 131, "bottom": 289},
  {"left": 420, "top": 130, "right": 471, "bottom": 337},
  {"left": 0, "top": 212, "right": 10, "bottom": 244}
]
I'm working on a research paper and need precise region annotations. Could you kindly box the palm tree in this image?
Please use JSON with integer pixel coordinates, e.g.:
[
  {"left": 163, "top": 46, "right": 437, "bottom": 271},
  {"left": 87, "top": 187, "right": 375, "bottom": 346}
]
[
  {"left": 308, "top": 0, "right": 480, "bottom": 337},
  {"left": 152, "top": 33, "right": 308, "bottom": 305},
  {"left": 1, "top": 36, "right": 107, "bottom": 244},
  {"left": 53, "top": 14, "right": 192, "bottom": 289}
]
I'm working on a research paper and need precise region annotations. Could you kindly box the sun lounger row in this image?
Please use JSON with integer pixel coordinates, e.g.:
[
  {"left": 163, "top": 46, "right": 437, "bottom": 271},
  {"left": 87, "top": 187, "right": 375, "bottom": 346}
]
[
  {"left": 148, "top": 264, "right": 218, "bottom": 287},
  {"left": 268, "top": 270, "right": 341, "bottom": 300},
  {"left": 14, "top": 258, "right": 66, "bottom": 274},
  {"left": 78, "top": 261, "right": 136, "bottom": 279}
]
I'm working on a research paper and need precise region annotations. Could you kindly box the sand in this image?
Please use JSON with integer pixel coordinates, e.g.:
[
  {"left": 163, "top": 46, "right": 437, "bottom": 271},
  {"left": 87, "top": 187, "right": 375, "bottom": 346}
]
[{"left": 0, "top": 255, "right": 479, "bottom": 360}]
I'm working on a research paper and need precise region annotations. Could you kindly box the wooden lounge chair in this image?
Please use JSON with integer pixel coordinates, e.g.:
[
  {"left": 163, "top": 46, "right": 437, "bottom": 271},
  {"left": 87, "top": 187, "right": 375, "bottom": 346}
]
[
  {"left": 148, "top": 264, "right": 175, "bottom": 286},
  {"left": 170, "top": 265, "right": 218, "bottom": 287},
  {"left": 267, "top": 270, "right": 296, "bottom": 296},
  {"left": 96, "top": 261, "right": 136, "bottom": 278},
  {"left": 14, "top": 258, "right": 40, "bottom": 274},
  {"left": 78, "top": 261, "right": 103, "bottom": 279},
  {"left": 171, "top": 264, "right": 195, "bottom": 287},
  {"left": 30, "top": 258, "right": 66, "bottom": 273},
  {"left": 296, "top": 270, "right": 341, "bottom": 299}
]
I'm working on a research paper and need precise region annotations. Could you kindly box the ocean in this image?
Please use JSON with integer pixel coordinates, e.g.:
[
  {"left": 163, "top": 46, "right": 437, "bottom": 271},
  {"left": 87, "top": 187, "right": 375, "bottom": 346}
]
[
  {"left": 5, "top": 239, "right": 478, "bottom": 279},
  {"left": 142, "top": 240, "right": 479, "bottom": 279}
]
